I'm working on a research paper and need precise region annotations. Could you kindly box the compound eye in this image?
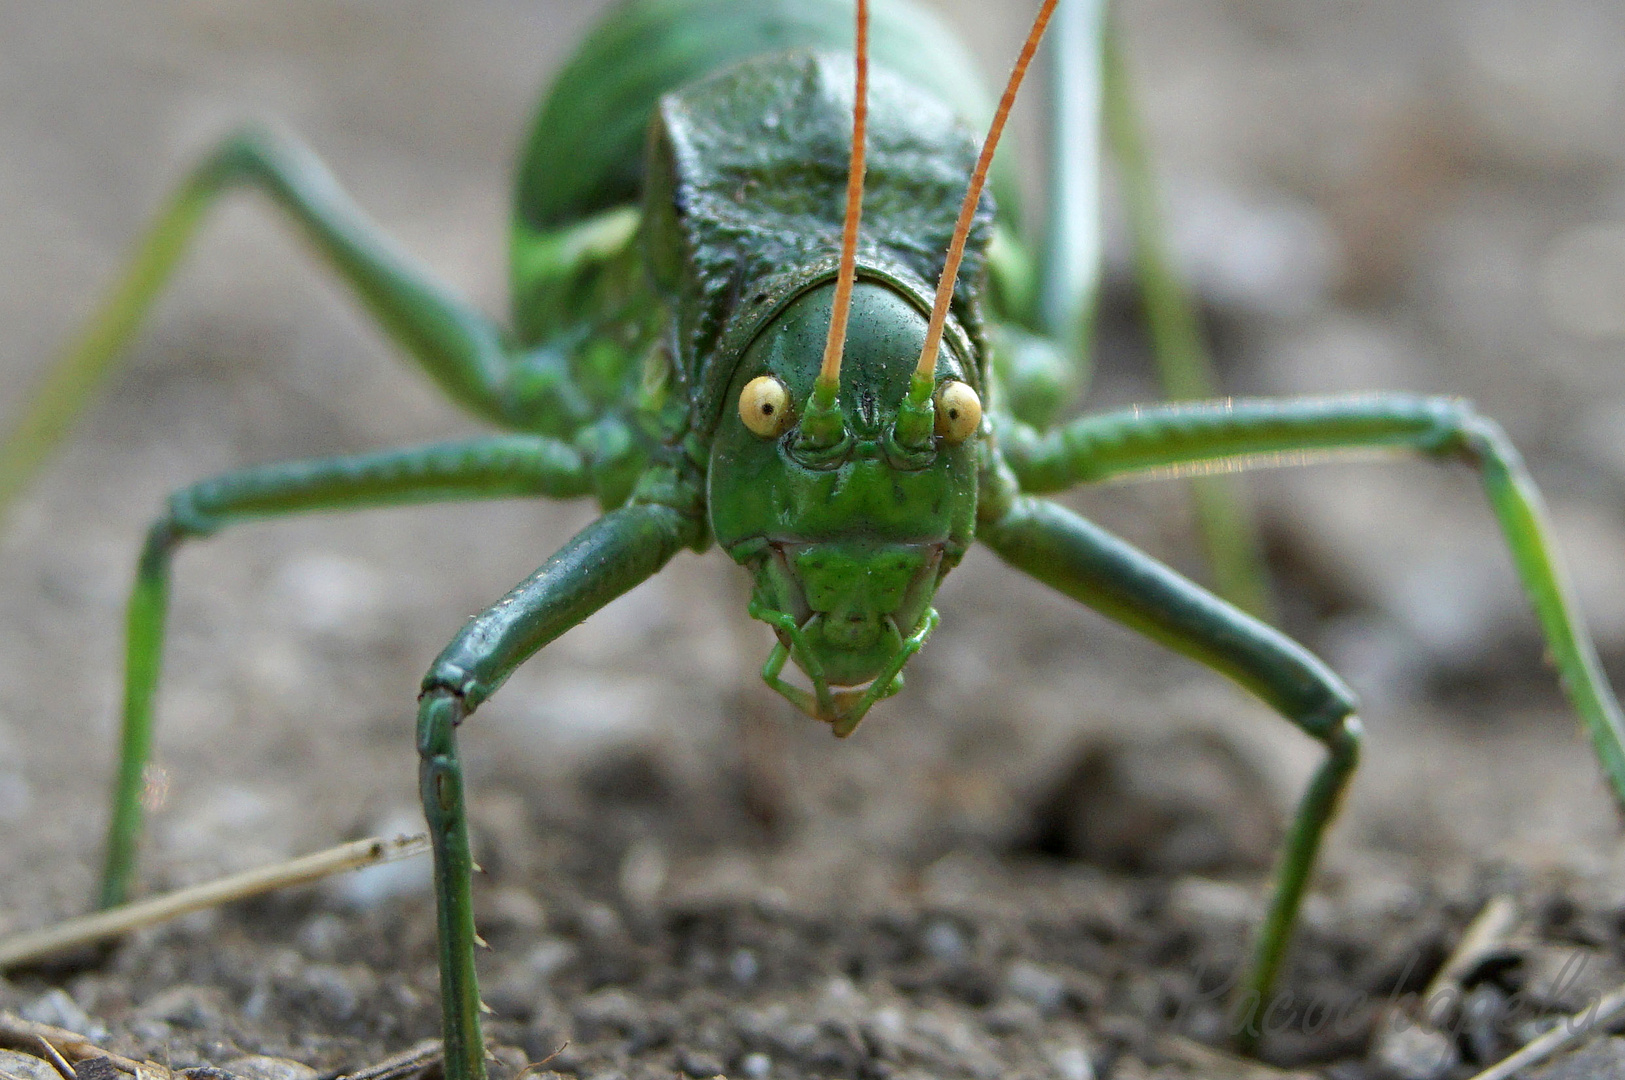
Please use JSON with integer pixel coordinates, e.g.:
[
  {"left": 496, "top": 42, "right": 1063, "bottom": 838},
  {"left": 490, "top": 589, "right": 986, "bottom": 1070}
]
[
  {"left": 739, "top": 375, "right": 792, "bottom": 438},
  {"left": 933, "top": 380, "right": 982, "bottom": 443}
]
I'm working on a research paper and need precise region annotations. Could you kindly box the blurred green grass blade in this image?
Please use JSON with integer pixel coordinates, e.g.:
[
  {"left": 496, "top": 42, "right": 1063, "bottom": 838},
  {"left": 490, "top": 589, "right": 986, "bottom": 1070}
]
[
  {"left": 1104, "top": 25, "right": 1274, "bottom": 621},
  {"left": 0, "top": 170, "right": 213, "bottom": 520}
]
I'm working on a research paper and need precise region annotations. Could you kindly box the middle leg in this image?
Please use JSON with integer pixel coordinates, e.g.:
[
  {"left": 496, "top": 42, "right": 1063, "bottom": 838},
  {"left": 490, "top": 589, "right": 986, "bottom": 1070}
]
[{"left": 101, "top": 435, "right": 591, "bottom": 909}]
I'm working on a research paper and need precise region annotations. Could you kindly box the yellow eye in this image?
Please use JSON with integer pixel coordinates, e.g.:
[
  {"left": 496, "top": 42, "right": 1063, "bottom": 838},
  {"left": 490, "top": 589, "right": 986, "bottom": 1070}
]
[
  {"left": 934, "top": 380, "right": 982, "bottom": 442},
  {"left": 739, "top": 375, "right": 792, "bottom": 438}
]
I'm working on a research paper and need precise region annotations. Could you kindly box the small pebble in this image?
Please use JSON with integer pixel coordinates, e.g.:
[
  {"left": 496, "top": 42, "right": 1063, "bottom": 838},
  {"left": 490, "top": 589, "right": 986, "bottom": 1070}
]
[
  {"left": 923, "top": 919, "right": 969, "bottom": 965},
  {"left": 1370, "top": 1020, "right": 1459, "bottom": 1080},
  {"left": 135, "top": 985, "right": 224, "bottom": 1030},
  {"left": 0, "top": 1050, "right": 62, "bottom": 1080},
  {"left": 1028, "top": 732, "right": 1279, "bottom": 873},
  {"left": 729, "top": 948, "right": 759, "bottom": 985},
  {"left": 1460, "top": 984, "right": 1508, "bottom": 1067},
  {"left": 297, "top": 912, "right": 349, "bottom": 958},
  {"left": 299, "top": 965, "right": 366, "bottom": 1022},
  {"left": 20, "top": 987, "right": 102, "bottom": 1038},
  {"left": 740, "top": 1051, "right": 772, "bottom": 1079},
  {"left": 1528, "top": 1037, "right": 1625, "bottom": 1080},
  {"left": 619, "top": 838, "right": 667, "bottom": 910},
  {"left": 77, "top": 1059, "right": 127, "bottom": 1080},
  {"left": 1006, "top": 962, "right": 1067, "bottom": 1014},
  {"left": 1051, "top": 1044, "right": 1096, "bottom": 1080},
  {"left": 481, "top": 885, "right": 548, "bottom": 934},
  {"left": 221, "top": 1056, "right": 320, "bottom": 1080},
  {"left": 984, "top": 999, "right": 1042, "bottom": 1035},
  {"left": 675, "top": 1048, "right": 724, "bottom": 1078},
  {"left": 572, "top": 988, "right": 642, "bottom": 1040}
]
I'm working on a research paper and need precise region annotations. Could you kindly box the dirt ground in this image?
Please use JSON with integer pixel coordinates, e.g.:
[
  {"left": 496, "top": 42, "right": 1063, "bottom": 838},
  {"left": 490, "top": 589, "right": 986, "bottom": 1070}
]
[{"left": 2, "top": 1, "right": 1625, "bottom": 1078}]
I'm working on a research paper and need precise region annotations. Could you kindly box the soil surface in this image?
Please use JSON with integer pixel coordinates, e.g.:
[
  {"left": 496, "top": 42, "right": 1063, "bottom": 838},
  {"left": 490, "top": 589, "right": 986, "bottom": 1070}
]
[{"left": 3, "top": 1, "right": 1625, "bottom": 1078}]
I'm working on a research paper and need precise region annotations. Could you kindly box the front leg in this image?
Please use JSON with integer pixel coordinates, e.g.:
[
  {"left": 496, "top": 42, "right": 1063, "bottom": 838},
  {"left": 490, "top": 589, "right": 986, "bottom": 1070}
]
[
  {"left": 999, "top": 394, "right": 1625, "bottom": 809},
  {"left": 979, "top": 495, "right": 1360, "bottom": 1047},
  {"left": 415, "top": 500, "right": 701, "bottom": 1080}
]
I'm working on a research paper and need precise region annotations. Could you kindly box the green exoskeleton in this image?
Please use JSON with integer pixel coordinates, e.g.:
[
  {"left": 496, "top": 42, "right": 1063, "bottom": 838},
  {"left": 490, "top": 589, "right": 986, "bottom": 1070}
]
[{"left": 4, "top": 0, "right": 1624, "bottom": 1075}]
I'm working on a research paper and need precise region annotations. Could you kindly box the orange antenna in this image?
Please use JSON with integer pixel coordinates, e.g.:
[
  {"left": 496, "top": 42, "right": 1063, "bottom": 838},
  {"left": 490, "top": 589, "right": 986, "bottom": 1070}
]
[
  {"left": 817, "top": 0, "right": 870, "bottom": 392},
  {"left": 916, "top": 0, "right": 1058, "bottom": 381}
]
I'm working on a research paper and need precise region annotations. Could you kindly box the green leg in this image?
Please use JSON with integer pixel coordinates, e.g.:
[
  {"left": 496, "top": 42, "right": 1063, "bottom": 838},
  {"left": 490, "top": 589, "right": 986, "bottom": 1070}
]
[
  {"left": 99, "top": 436, "right": 590, "bottom": 909},
  {"left": 979, "top": 495, "right": 1360, "bottom": 1046},
  {"left": 998, "top": 393, "right": 1625, "bottom": 809},
  {"left": 1101, "top": 28, "right": 1273, "bottom": 619},
  {"left": 416, "top": 501, "right": 701, "bottom": 1080},
  {"left": 417, "top": 691, "right": 482, "bottom": 1080},
  {"left": 0, "top": 126, "right": 608, "bottom": 518}
]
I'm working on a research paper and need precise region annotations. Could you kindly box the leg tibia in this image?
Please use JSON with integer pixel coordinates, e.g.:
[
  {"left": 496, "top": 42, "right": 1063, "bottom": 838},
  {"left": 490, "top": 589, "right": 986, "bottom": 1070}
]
[
  {"left": 101, "top": 520, "right": 186, "bottom": 909},
  {"left": 417, "top": 691, "right": 484, "bottom": 1080},
  {"left": 193, "top": 128, "right": 513, "bottom": 422},
  {"left": 1241, "top": 713, "right": 1360, "bottom": 1048}
]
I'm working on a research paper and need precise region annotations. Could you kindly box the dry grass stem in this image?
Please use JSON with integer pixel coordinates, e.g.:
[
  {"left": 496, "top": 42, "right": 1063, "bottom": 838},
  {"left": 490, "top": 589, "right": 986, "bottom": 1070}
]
[
  {"left": 0, "top": 1015, "right": 142, "bottom": 1075},
  {"left": 329, "top": 1040, "right": 442, "bottom": 1080},
  {"left": 1152, "top": 1033, "right": 1317, "bottom": 1079},
  {"left": 30, "top": 1039, "right": 74, "bottom": 1080},
  {"left": 0, "top": 834, "right": 429, "bottom": 970},
  {"left": 1423, "top": 894, "right": 1520, "bottom": 1006},
  {"left": 1467, "top": 982, "right": 1625, "bottom": 1080}
]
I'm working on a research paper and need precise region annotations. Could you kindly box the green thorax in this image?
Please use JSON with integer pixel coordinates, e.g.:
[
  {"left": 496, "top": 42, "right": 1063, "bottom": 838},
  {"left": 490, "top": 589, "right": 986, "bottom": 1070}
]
[
  {"left": 513, "top": 0, "right": 1010, "bottom": 234},
  {"left": 642, "top": 49, "right": 995, "bottom": 440}
]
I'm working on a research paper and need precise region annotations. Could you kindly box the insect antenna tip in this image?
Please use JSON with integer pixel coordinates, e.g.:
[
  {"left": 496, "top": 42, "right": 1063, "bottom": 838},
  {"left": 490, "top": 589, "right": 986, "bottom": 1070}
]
[
  {"left": 816, "top": 0, "right": 869, "bottom": 396},
  {"left": 917, "top": 0, "right": 1059, "bottom": 383}
]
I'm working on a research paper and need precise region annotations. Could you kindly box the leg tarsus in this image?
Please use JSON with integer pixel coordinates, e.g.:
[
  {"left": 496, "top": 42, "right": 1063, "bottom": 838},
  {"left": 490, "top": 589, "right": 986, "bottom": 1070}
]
[
  {"left": 417, "top": 690, "right": 486, "bottom": 1080},
  {"left": 1235, "top": 713, "right": 1362, "bottom": 1052},
  {"left": 100, "top": 516, "right": 191, "bottom": 910}
]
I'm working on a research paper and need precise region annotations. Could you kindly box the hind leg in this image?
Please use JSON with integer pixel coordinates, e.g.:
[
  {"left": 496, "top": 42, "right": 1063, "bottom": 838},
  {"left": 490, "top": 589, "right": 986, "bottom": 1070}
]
[{"left": 0, "top": 126, "right": 614, "bottom": 514}]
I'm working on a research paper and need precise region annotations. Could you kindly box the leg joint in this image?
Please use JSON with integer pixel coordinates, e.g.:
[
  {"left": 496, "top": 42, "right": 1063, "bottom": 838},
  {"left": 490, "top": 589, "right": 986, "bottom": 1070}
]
[
  {"left": 417, "top": 688, "right": 468, "bottom": 759},
  {"left": 421, "top": 663, "right": 486, "bottom": 711},
  {"left": 1417, "top": 398, "right": 1518, "bottom": 470},
  {"left": 163, "top": 486, "right": 223, "bottom": 539},
  {"left": 137, "top": 488, "right": 225, "bottom": 577},
  {"left": 1323, "top": 712, "right": 1363, "bottom": 765}
]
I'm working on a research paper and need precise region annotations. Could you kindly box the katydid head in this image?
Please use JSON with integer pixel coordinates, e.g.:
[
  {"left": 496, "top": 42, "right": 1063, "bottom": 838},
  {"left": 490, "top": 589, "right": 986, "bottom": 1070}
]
[
  {"left": 701, "top": 0, "right": 1053, "bottom": 736},
  {"left": 708, "top": 276, "right": 982, "bottom": 736}
]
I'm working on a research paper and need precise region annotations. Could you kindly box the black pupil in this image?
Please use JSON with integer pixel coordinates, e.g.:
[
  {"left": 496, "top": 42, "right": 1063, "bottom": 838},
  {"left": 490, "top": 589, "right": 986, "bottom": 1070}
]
[{"left": 761, "top": 403, "right": 774, "bottom": 415}]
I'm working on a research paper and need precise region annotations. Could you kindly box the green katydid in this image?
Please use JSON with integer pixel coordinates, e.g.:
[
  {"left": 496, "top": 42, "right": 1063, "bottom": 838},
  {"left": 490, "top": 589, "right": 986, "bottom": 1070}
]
[{"left": 3, "top": 0, "right": 1623, "bottom": 1076}]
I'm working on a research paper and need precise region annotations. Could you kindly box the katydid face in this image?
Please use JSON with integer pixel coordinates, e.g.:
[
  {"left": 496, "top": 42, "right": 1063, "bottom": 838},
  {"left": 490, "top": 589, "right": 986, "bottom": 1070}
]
[{"left": 708, "top": 278, "right": 981, "bottom": 731}]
